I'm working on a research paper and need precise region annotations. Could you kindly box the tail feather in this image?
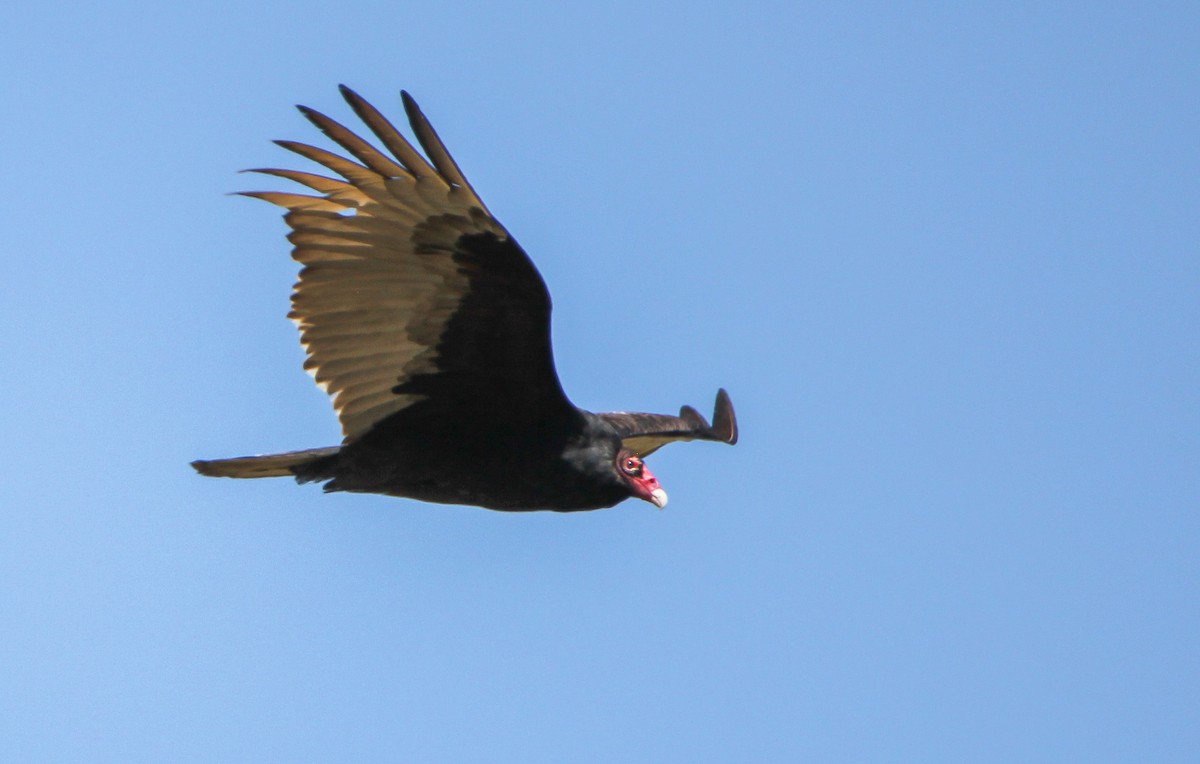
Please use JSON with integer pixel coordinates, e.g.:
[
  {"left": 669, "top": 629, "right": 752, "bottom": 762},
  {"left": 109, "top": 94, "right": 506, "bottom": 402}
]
[{"left": 191, "top": 446, "right": 341, "bottom": 479}]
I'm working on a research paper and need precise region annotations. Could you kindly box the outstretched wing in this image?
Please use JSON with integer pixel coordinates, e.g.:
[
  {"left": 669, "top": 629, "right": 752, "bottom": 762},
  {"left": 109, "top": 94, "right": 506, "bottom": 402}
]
[
  {"left": 598, "top": 389, "right": 739, "bottom": 457},
  {"left": 243, "top": 86, "right": 574, "bottom": 441}
]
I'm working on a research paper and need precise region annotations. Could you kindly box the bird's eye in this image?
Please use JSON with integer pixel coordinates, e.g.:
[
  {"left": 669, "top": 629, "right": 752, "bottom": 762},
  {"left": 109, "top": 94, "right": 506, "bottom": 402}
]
[{"left": 621, "top": 456, "right": 643, "bottom": 477}]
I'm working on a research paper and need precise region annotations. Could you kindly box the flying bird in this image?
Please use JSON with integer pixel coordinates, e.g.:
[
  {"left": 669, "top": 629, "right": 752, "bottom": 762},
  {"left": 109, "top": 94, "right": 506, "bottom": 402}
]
[{"left": 192, "top": 86, "right": 738, "bottom": 511}]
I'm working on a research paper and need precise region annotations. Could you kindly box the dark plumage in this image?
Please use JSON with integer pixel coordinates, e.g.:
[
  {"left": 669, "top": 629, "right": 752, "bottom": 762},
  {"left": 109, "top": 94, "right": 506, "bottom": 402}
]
[{"left": 192, "top": 87, "right": 738, "bottom": 511}]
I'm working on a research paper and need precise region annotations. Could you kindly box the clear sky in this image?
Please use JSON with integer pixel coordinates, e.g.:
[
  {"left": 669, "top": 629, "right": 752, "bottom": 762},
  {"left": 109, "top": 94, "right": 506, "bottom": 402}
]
[{"left": 2, "top": 2, "right": 1197, "bottom": 761}]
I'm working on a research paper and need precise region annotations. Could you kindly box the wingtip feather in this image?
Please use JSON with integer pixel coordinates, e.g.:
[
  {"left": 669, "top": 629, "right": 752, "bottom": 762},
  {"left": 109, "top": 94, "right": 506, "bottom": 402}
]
[
  {"left": 712, "top": 388, "right": 738, "bottom": 445},
  {"left": 678, "top": 405, "right": 709, "bottom": 430}
]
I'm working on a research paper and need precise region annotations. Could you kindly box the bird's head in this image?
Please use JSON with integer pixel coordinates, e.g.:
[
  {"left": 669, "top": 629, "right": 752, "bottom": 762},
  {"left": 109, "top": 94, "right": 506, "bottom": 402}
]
[{"left": 616, "top": 450, "right": 667, "bottom": 509}]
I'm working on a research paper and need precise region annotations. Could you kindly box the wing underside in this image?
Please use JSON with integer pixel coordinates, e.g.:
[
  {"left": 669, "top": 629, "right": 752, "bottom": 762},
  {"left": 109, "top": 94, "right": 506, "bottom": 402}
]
[{"left": 242, "top": 86, "right": 571, "bottom": 441}]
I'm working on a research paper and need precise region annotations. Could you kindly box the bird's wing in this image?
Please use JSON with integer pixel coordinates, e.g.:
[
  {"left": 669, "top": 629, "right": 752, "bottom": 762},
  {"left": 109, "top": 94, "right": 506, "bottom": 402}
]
[
  {"left": 243, "top": 86, "right": 573, "bottom": 441},
  {"left": 598, "top": 389, "right": 738, "bottom": 457}
]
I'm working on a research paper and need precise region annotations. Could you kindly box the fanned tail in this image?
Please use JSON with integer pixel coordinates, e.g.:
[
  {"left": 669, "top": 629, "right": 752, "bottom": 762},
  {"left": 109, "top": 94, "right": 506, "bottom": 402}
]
[{"left": 191, "top": 446, "right": 341, "bottom": 479}]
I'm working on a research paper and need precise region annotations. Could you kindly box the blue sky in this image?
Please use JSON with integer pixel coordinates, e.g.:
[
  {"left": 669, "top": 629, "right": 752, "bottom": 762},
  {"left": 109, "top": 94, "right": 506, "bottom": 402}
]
[{"left": 2, "top": 2, "right": 1197, "bottom": 761}]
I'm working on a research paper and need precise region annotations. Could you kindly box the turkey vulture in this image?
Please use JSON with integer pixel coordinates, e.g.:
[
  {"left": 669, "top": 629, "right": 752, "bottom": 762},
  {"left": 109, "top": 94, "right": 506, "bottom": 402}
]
[{"left": 192, "top": 86, "right": 738, "bottom": 511}]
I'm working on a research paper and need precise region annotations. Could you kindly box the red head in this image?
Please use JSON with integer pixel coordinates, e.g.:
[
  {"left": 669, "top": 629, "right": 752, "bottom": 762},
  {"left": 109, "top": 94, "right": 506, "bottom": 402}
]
[{"left": 617, "top": 451, "right": 668, "bottom": 508}]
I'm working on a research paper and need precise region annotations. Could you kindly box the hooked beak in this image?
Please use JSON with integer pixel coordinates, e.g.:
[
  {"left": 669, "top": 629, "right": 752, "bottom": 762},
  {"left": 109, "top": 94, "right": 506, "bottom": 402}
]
[
  {"left": 648, "top": 487, "right": 668, "bottom": 509},
  {"left": 632, "top": 464, "right": 669, "bottom": 509}
]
